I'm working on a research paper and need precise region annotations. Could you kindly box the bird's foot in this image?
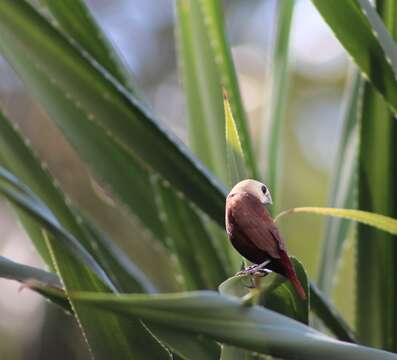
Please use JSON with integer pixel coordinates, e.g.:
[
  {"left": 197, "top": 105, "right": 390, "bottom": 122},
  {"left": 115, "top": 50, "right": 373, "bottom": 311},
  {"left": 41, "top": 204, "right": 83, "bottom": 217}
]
[
  {"left": 235, "top": 264, "right": 257, "bottom": 276},
  {"left": 235, "top": 260, "right": 271, "bottom": 276}
]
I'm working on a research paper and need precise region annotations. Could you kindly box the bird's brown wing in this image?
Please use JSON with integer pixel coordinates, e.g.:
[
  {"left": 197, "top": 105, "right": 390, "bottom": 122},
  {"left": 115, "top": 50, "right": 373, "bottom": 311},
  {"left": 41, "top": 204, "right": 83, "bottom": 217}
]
[{"left": 230, "top": 193, "right": 280, "bottom": 259}]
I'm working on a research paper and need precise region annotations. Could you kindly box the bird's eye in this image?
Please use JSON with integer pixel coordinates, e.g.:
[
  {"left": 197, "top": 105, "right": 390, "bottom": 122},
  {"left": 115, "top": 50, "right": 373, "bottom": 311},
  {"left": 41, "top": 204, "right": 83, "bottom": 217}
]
[{"left": 261, "top": 185, "right": 267, "bottom": 194}]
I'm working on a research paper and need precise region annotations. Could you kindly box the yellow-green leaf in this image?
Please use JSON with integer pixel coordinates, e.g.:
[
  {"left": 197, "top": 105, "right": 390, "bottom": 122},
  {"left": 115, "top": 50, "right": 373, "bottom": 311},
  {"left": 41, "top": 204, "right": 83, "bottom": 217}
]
[
  {"left": 224, "top": 91, "right": 247, "bottom": 187},
  {"left": 275, "top": 207, "right": 397, "bottom": 235}
]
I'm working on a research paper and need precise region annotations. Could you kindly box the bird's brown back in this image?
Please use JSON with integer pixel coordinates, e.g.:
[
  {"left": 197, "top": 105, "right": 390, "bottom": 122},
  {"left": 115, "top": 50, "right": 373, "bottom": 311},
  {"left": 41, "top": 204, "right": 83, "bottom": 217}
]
[{"left": 226, "top": 192, "right": 283, "bottom": 262}]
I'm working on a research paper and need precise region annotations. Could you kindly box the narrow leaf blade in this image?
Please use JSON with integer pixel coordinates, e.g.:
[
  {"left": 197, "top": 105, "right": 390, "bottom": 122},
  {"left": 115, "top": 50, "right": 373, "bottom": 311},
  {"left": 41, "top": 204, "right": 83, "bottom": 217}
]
[
  {"left": 317, "top": 70, "right": 362, "bottom": 295},
  {"left": 311, "top": 0, "right": 397, "bottom": 112},
  {"left": 46, "top": 289, "right": 397, "bottom": 360},
  {"left": 175, "top": 0, "right": 227, "bottom": 183},
  {"left": 0, "top": 0, "right": 227, "bottom": 227},
  {"left": 224, "top": 91, "right": 247, "bottom": 186},
  {"left": 261, "top": 0, "right": 294, "bottom": 210},
  {"left": 153, "top": 177, "right": 228, "bottom": 290},
  {"left": 198, "top": 0, "right": 258, "bottom": 179},
  {"left": 276, "top": 207, "right": 397, "bottom": 235}
]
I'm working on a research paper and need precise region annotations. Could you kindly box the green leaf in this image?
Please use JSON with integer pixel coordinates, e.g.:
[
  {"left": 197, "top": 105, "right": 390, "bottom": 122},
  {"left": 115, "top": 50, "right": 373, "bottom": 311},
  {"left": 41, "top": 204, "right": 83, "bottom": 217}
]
[
  {"left": 176, "top": 0, "right": 242, "bottom": 277},
  {"left": 42, "top": 0, "right": 137, "bottom": 96},
  {"left": 0, "top": 168, "right": 173, "bottom": 357},
  {"left": 152, "top": 176, "right": 228, "bottom": 290},
  {"left": 0, "top": 109, "right": 169, "bottom": 358},
  {"left": 0, "top": 166, "right": 113, "bottom": 288},
  {"left": 19, "top": 279, "right": 221, "bottom": 360},
  {"left": 17, "top": 270, "right": 356, "bottom": 360},
  {"left": 260, "top": 0, "right": 294, "bottom": 211},
  {"left": 311, "top": 0, "right": 397, "bottom": 112},
  {"left": 148, "top": 325, "right": 220, "bottom": 360},
  {"left": 39, "top": 0, "right": 169, "bottom": 245},
  {"left": 220, "top": 346, "right": 260, "bottom": 360},
  {"left": 0, "top": 3, "right": 222, "bottom": 356},
  {"left": 2, "top": 260, "right": 217, "bottom": 360},
  {"left": 9, "top": 265, "right": 219, "bottom": 360},
  {"left": 76, "top": 214, "right": 157, "bottom": 294},
  {"left": 224, "top": 92, "right": 248, "bottom": 187},
  {"left": 175, "top": 0, "right": 227, "bottom": 183},
  {"left": 317, "top": 70, "right": 362, "bottom": 295},
  {"left": 47, "top": 289, "right": 397, "bottom": 360},
  {"left": 357, "top": 12, "right": 397, "bottom": 348},
  {"left": 275, "top": 207, "right": 397, "bottom": 235},
  {"left": 49, "top": 0, "right": 229, "bottom": 295},
  {"left": 4, "top": 258, "right": 219, "bottom": 360},
  {"left": 0, "top": 109, "right": 157, "bottom": 294},
  {"left": 0, "top": 0, "right": 227, "bottom": 228},
  {"left": 223, "top": 92, "right": 248, "bottom": 270},
  {"left": 0, "top": 255, "right": 60, "bottom": 286},
  {"left": 0, "top": 255, "right": 70, "bottom": 311},
  {"left": 219, "top": 257, "right": 308, "bottom": 360},
  {"left": 43, "top": 0, "right": 168, "bottom": 244},
  {"left": 219, "top": 267, "right": 309, "bottom": 359},
  {"left": 198, "top": 0, "right": 258, "bottom": 179},
  {"left": 219, "top": 257, "right": 309, "bottom": 325},
  {"left": 1, "top": 30, "right": 166, "bottom": 243},
  {"left": 310, "top": 283, "right": 356, "bottom": 343}
]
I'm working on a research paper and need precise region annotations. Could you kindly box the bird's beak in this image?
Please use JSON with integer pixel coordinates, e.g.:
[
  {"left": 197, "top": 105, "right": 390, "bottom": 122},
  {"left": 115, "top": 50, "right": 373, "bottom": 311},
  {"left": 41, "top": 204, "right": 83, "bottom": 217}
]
[{"left": 264, "top": 192, "right": 273, "bottom": 205}]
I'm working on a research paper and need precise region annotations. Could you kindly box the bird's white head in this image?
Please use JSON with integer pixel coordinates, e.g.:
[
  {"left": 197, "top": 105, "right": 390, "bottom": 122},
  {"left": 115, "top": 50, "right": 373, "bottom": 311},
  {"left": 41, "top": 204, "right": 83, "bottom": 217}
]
[{"left": 228, "top": 179, "right": 273, "bottom": 205}]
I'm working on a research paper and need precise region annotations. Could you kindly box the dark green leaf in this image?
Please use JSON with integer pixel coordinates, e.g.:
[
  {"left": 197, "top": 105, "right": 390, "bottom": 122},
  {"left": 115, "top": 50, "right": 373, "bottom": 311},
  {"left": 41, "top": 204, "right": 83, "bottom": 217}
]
[
  {"left": 357, "top": 72, "right": 397, "bottom": 350},
  {"left": 42, "top": 0, "right": 136, "bottom": 95},
  {"left": 310, "top": 282, "right": 356, "bottom": 343},
  {"left": 0, "top": 0, "right": 227, "bottom": 228},
  {"left": 261, "top": 0, "right": 294, "bottom": 211},
  {"left": 224, "top": 92, "right": 248, "bottom": 187},
  {"left": 356, "top": 2, "right": 397, "bottom": 350},
  {"left": 311, "top": 0, "right": 397, "bottom": 112},
  {"left": 175, "top": 0, "right": 227, "bottom": 183},
  {"left": 318, "top": 70, "right": 362, "bottom": 295},
  {"left": 0, "top": 113, "right": 169, "bottom": 358},
  {"left": 48, "top": 289, "right": 397, "bottom": 360},
  {"left": 0, "top": 254, "right": 59, "bottom": 285},
  {"left": 0, "top": 166, "right": 113, "bottom": 288},
  {"left": 0, "top": 255, "right": 70, "bottom": 311},
  {"left": 219, "top": 257, "right": 309, "bottom": 325},
  {"left": 198, "top": 0, "right": 258, "bottom": 179},
  {"left": 76, "top": 214, "right": 157, "bottom": 294},
  {"left": 153, "top": 177, "right": 228, "bottom": 290}
]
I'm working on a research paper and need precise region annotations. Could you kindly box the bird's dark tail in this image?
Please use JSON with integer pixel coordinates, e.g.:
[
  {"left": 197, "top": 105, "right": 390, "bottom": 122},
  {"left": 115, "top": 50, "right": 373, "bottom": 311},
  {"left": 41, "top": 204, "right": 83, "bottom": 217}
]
[{"left": 279, "top": 250, "right": 306, "bottom": 300}]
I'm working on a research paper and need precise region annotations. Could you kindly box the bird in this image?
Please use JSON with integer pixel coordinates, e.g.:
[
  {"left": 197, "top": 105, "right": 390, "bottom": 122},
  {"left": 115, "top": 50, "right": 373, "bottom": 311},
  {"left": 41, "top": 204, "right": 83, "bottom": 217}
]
[{"left": 225, "top": 179, "right": 306, "bottom": 299}]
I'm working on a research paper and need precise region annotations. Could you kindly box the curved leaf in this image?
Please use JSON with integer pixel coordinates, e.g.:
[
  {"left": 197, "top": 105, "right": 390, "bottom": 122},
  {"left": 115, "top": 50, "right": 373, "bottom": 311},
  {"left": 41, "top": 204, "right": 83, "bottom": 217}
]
[
  {"left": 42, "top": 0, "right": 136, "bottom": 95},
  {"left": 0, "top": 110, "right": 156, "bottom": 294},
  {"left": 76, "top": 214, "right": 157, "bottom": 294},
  {"left": 0, "top": 255, "right": 60, "bottom": 286},
  {"left": 260, "top": 0, "right": 294, "bottom": 210},
  {"left": 224, "top": 91, "right": 247, "bottom": 187},
  {"left": 317, "top": 70, "right": 362, "bottom": 295},
  {"left": 48, "top": 289, "right": 397, "bottom": 360},
  {"left": 310, "top": 283, "right": 356, "bottom": 343},
  {"left": 0, "top": 255, "right": 70, "bottom": 310},
  {"left": 275, "top": 207, "right": 397, "bottom": 235},
  {"left": 0, "top": 166, "right": 113, "bottom": 288},
  {"left": 311, "top": 0, "right": 397, "bottom": 112},
  {"left": 152, "top": 176, "right": 227, "bottom": 290},
  {"left": 198, "top": 0, "right": 257, "bottom": 179},
  {"left": 0, "top": 0, "right": 227, "bottom": 227},
  {"left": 176, "top": 0, "right": 227, "bottom": 183},
  {"left": 0, "top": 166, "right": 171, "bottom": 359},
  {"left": 219, "top": 257, "right": 309, "bottom": 325},
  {"left": 356, "top": 1, "right": 397, "bottom": 349}
]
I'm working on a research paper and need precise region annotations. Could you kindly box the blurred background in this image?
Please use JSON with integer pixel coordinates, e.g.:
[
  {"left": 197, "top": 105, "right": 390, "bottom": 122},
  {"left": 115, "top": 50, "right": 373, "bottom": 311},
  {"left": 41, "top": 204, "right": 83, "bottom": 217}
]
[{"left": 0, "top": 0, "right": 353, "bottom": 358}]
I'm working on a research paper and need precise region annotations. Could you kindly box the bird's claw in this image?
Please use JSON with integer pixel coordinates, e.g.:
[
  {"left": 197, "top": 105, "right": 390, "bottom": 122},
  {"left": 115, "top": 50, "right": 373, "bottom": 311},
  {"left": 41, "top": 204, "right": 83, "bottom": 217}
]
[
  {"left": 235, "top": 265, "right": 271, "bottom": 277},
  {"left": 235, "top": 264, "right": 257, "bottom": 276}
]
